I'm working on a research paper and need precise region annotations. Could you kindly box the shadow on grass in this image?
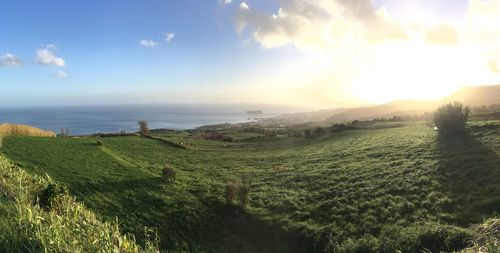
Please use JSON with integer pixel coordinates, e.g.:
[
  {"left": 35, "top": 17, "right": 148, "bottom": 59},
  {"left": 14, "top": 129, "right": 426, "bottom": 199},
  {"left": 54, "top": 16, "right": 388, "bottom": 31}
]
[
  {"left": 206, "top": 202, "right": 314, "bottom": 253},
  {"left": 69, "top": 178, "right": 311, "bottom": 252},
  {"left": 436, "top": 132, "right": 500, "bottom": 225}
]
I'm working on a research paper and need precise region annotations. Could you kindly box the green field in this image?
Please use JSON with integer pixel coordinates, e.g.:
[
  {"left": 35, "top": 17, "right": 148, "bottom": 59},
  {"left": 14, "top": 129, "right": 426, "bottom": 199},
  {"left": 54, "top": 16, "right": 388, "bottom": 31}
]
[{"left": 1, "top": 120, "right": 499, "bottom": 252}]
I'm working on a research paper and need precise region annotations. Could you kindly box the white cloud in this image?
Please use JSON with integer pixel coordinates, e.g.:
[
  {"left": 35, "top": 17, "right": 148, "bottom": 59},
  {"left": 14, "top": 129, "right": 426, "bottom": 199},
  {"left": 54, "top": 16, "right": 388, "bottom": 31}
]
[
  {"left": 235, "top": 0, "right": 406, "bottom": 49},
  {"left": 425, "top": 23, "right": 459, "bottom": 45},
  {"left": 36, "top": 45, "right": 65, "bottom": 67},
  {"left": 230, "top": 0, "right": 500, "bottom": 105},
  {"left": 240, "top": 2, "right": 249, "bottom": 10},
  {"left": 0, "top": 53, "right": 22, "bottom": 66},
  {"left": 56, "top": 70, "right": 68, "bottom": 78},
  {"left": 139, "top": 39, "right": 158, "bottom": 48},
  {"left": 218, "top": 0, "right": 232, "bottom": 5},
  {"left": 164, "top": 32, "right": 175, "bottom": 43}
]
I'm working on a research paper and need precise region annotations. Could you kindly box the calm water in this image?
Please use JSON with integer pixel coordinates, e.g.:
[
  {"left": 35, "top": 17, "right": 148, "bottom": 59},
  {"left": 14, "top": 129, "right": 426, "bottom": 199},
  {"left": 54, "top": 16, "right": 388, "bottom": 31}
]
[{"left": 0, "top": 104, "right": 300, "bottom": 135}]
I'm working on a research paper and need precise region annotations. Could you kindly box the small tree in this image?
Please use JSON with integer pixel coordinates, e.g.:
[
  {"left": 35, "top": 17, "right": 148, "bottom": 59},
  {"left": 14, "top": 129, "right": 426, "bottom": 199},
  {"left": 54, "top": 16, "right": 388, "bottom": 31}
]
[
  {"left": 162, "top": 166, "right": 177, "bottom": 183},
  {"left": 433, "top": 101, "right": 470, "bottom": 136},
  {"left": 138, "top": 121, "right": 149, "bottom": 136},
  {"left": 225, "top": 181, "right": 238, "bottom": 205}
]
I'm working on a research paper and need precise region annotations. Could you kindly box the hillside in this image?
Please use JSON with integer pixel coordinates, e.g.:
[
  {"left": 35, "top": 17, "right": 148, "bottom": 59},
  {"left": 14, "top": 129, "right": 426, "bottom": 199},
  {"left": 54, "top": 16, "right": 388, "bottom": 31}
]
[
  {"left": 259, "top": 84, "right": 500, "bottom": 125},
  {"left": 1, "top": 120, "right": 499, "bottom": 252},
  {"left": 449, "top": 84, "right": 500, "bottom": 106},
  {"left": 0, "top": 154, "right": 158, "bottom": 252}
]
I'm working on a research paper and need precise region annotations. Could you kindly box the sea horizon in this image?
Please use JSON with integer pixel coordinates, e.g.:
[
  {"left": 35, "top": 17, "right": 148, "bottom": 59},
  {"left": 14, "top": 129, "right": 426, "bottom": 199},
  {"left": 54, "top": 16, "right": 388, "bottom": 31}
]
[{"left": 0, "top": 103, "right": 308, "bottom": 135}]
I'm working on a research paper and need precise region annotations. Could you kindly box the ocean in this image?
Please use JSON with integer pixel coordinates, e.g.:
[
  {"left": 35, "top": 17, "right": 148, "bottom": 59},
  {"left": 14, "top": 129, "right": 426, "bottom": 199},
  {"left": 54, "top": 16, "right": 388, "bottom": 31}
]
[{"left": 0, "top": 104, "right": 302, "bottom": 135}]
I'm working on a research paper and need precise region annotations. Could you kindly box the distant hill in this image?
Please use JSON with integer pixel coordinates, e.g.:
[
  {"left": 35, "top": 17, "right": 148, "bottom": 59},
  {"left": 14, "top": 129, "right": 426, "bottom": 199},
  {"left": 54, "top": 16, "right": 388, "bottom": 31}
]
[
  {"left": 326, "top": 84, "right": 500, "bottom": 123},
  {"left": 448, "top": 84, "right": 500, "bottom": 106},
  {"left": 265, "top": 84, "right": 500, "bottom": 125},
  {"left": 327, "top": 100, "right": 440, "bottom": 122}
]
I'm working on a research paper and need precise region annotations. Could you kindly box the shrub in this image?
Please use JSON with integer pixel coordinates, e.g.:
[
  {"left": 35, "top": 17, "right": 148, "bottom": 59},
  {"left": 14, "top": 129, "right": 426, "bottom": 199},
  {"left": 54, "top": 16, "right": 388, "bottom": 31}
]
[
  {"left": 162, "top": 166, "right": 177, "bottom": 183},
  {"left": 304, "top": 129, "right": 312, "bottom": 138},
  {"left": 225, "top": 181, "right": 238, "bottom": 205},
  {"left": 96, "top": 139, "right": 103, "bottom": 146},
  {"left": 138, "top": 121, "right": 150, "bottom": 136},
  {"left": 237, "top": 183, "right": 251, "bottom": 207},
  {"left": 314, "top": 127, "right": 326, "bottom": 136},
  {"left": 38, "top": 182, "right": 69, "bottom": 209},
  {"left": 432, "top": 101, "right": 470, "bottom": 136}
]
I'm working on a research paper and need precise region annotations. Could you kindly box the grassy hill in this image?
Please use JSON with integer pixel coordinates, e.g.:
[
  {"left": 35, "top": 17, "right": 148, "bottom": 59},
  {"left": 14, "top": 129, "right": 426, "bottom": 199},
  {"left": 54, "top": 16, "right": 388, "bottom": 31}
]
[
  {"left": 1, "top": 119, "right": 499, "bottom": 252},
  {"left": 0, "top": 154, "right": 158, "bottom": 252}
]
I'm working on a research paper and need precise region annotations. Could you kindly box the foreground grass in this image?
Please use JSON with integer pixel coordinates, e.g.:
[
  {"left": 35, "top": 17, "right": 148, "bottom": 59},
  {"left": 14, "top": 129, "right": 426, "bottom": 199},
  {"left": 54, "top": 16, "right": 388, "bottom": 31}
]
[
  {"left": 2, "top": 120, "right": 499, "bottom": 252},
  {"left": 0, "top": 155, "right": 159, "bottom": 253}
]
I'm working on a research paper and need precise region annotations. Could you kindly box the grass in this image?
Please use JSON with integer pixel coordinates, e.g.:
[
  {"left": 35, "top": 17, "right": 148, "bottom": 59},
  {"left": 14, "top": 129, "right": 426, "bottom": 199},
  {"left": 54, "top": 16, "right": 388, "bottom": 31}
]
[
  {"left": 1, "top": 120, "right": 499, "bottom": 252},
  {"left": 0, "top": 154, "right": 159, "bottom": 252},
  {"left": 0, "top": 123, "right": 56, "bottom": 137}
]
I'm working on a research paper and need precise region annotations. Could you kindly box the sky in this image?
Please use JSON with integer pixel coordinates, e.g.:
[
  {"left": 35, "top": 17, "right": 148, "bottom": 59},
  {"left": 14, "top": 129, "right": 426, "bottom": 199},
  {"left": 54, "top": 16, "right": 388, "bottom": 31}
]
[{"left": 1, "top": 0, "right": 500, "bottom": 108}]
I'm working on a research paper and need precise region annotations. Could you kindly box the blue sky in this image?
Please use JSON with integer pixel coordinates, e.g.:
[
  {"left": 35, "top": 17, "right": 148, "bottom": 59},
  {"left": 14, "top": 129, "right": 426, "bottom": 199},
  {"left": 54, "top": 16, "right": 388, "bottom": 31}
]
[{"left": 0, "top": 0, "right": 497, "bottom": 107}]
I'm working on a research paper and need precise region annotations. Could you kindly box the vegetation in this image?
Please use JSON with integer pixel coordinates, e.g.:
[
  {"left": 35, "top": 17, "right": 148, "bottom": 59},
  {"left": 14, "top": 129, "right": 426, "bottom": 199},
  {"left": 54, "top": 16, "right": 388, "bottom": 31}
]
[
  {"left": 0, "top": 123, "right": 55, "bottom": 137},
  {"left": 138, "top": 121, "right": 150, "bottom": 136},
  {"left": 0, "top": 155, "right": 159, "bottom": 253},
  {"left": 433, "top": 102, "right": 471, "bottom": 135},
  {"left": 162, "top": 166, "right": 177, "bottom": 183},
  {"left": 237, "top": 182, "right": 251, "bottom": 207},
  {"left": 1, "top": 119, "right": 499, "bottom": 252},
  {"left": 225, "top": 181, "right": 238, "bottom": 205},
  {"left": 38, "top": 182, "right": 69, "bottom": 209}
]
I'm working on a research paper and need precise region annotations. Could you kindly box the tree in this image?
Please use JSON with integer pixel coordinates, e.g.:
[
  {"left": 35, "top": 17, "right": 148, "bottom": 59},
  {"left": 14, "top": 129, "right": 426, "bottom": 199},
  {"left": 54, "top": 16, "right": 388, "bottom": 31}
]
[
  {"left": 138, "top": 121, "right": 149, "bottom": 136},
  {"left": 432, "top": 101, "right": 470, "bottom": 136}
]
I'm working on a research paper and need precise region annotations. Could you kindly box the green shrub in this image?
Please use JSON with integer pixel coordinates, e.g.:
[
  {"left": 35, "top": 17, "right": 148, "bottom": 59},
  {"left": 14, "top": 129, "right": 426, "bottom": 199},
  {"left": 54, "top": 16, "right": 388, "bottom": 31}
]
[
  {"left": 433, "top": 101, "right": 470, "bottom": 135},
  {"left": 38, "top": 182, "right": 69, "bottom": 209},
  {"left": 96, "top": 139, "right": 103, "bottom": 146},
  {"left": 237, "top": 183, "right": 251, "bottom": 207},
  {"left": 162, "top": 166, "right": 177, "bottom": 183},
  {"left": 225, "top": 181, "right": 238, "bottom": 205}
]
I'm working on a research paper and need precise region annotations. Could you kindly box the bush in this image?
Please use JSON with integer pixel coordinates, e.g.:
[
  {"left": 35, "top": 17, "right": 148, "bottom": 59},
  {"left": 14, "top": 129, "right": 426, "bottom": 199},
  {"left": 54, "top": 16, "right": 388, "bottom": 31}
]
[
  {"left": 224, "top": 181, "right": 251, "bottom": 207},
  {"left": 162, "top": 166, "right": 177, "bottom": 183},
  {"left": 314, "top": 127, "right": 326, "bottom": 136},
  {"left": 304, "top": 129, "right": 312, "bottom": 138},
  {"left": 38, "top": 182, "right": 69, "bottom": 209},
  {"left": 225, "top": 181, "right": 238, "bottom": 205},
  {"left": 96, "top": 139, "right": 103, "bottom": 146},
  {"left": 237, "top": 183, "right": 251, "bottom": 207},
  {"left": 433, "top": 101, "right": 470, "bottom": 136}
]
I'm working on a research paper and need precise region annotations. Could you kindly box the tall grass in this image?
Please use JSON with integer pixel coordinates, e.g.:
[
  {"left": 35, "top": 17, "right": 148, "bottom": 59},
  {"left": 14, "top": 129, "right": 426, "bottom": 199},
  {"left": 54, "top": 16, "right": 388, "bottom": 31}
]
[
  {"left": 0, "top": 155, "right": 159, "bottom": 253},
  {"left": 460, "top": 218, "right": 500, "bottom": 253},
  {"left": 0, "top": 124, "right": 56, "bottom": 137}
]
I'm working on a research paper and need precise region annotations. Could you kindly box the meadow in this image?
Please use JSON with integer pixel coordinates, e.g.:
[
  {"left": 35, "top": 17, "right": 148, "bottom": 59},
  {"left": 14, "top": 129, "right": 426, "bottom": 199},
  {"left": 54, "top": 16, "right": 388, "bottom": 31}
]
[{"left": 1, "top": 120, "right": 499, "bottom": 252}]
